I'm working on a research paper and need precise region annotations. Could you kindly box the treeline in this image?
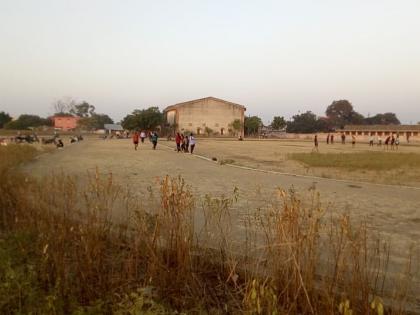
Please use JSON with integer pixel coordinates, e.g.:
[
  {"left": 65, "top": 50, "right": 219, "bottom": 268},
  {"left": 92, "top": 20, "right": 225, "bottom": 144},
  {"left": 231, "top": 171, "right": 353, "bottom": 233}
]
[
  {"left": 0, "top": 98, "right": 114, "bottom": 130},
  {"left": 270, "top": 100, "right": 401, "bottom": 134}
]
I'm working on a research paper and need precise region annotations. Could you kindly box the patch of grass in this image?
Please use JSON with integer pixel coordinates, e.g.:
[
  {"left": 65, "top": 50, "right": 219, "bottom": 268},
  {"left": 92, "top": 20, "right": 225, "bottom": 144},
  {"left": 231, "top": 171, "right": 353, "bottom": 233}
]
[{"left": 289, "top": 151, "right": 420, "bottom": 171}]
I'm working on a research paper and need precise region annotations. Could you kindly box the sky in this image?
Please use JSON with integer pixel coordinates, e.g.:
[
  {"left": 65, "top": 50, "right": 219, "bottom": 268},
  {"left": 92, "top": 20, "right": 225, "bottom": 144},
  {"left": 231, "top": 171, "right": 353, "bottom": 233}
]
[{"left": 1, "top": 0, "right": 419, "bottom": 124}]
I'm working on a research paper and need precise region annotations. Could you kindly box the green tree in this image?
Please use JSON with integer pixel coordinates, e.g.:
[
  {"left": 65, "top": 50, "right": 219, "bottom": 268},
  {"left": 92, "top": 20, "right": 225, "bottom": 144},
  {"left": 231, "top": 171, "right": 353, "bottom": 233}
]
[
  {"left": 270, "top": 116, "right": 286, "bottom": 130},
  {"left": 244, "top": 116, "right": 262, "bottom": 136},
  {"left": 230, "top": 119, "right": 243, "bottom": 136},
  {"left": 70, "top": 101, "right": 96, "bottom": 117},
  {"left": 78, "top": 114, "right": 114, "bottom": 130},
  {"left": 325, "top": 100, "right": 365, "bottom": 128},
  {"left": 0, "top": 111, "right": 12, "bottom": 128},
  {"left": 204, "top": 126, "right": 213, "bottom": 136},
  {"left": 4, "top": 114, "right": 51, "bottom": 130},
  {"left": 364, "top": 113, "right": 400, "bottom": 125},
  {"left": 286, "top": 111, "right": 324, "bottom": 133},
  {"left": 121, "top": 107, "right": 163, "bottom": 130}
]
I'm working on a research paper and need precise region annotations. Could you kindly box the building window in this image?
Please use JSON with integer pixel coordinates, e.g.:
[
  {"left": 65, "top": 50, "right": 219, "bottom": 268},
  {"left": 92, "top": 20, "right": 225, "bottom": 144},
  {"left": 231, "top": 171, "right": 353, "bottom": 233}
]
[
  {"left": 215, "top": 123, "right": 219, "bottom": 127},
  {"left": 345, "top": 131, "right": 350, "bottom": 135},
  {"left": 202, "top": 123, "right": 206, "bottom": 127},
  {"left": 414, "top": 132, "right": 419, "bottom": 136},
  {"left": 197, "top": 127, "right": 201, "bottom": 135},
  {"left": 351, "top": 131, "right": 356, "bottom": 135},
  {"left": 357, "top": 131, "right": 362, "bottom": 135},
  {"left": 384, "top": 132, "right": 390, "bottom": 135},
  {"left": 188, "top": 123, "right": 192, "bottom": 127},
  {"left": 364, "top": 132, "right": 369, "bottom": 136}
]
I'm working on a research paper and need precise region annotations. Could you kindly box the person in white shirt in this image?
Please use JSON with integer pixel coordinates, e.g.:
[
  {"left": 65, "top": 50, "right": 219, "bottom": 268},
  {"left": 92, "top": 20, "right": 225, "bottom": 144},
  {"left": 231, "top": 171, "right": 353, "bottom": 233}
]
[
  {"left": 189, "top": 133, "right": 196, "bottom": 154},
  {"left": 140, "top": 131, "right": 146, "bottom": 143}
]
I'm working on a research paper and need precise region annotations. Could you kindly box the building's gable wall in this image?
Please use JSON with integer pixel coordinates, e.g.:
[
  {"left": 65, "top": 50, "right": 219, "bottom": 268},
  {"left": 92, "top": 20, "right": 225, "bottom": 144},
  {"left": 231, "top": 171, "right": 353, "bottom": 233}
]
[{"left": 174, "top": 98, "right": 244, "bottom": 135}]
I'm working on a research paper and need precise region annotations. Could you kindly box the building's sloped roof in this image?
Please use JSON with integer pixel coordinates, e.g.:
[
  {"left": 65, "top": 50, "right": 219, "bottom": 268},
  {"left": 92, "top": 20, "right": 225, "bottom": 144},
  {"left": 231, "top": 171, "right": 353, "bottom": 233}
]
[
  {"left": 164, "top": 96, "right": 246, "bottom": 112},
  {"left": 104, "top": 124, "right": 124, "bottom": 131},
  {"left": 343, "top": 124, "right": 420, "bottom": 131}
]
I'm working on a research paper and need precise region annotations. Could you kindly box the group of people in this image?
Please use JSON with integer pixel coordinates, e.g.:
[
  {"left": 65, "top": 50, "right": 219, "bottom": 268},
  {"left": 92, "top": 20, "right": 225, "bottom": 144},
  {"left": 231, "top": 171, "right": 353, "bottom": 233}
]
[
  {"left": 132, "top": 130, "right": 158, "bottom": 150},
  {"left": 314, "top": 133, "right": 402, "bottom": 151},
  {"left": 175, "top": 132, "right": 196, "bottom": 154}
]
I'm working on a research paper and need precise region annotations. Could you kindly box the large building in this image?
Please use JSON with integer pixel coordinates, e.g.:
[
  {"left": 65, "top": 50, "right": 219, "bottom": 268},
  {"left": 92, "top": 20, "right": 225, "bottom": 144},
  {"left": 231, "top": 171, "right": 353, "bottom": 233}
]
[{"left": 163, "top": 97, "right": 246, "bottom": 137}]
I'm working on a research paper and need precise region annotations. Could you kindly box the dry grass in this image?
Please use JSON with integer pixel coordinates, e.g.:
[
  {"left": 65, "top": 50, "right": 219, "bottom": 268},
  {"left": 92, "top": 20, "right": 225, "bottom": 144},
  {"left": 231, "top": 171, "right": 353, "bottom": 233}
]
[
  {"left": 289, "top": 151, "right": 420, "bottom": 171},
  {"left": 0, "top": 145, "right": 417, "bottom": 314}
]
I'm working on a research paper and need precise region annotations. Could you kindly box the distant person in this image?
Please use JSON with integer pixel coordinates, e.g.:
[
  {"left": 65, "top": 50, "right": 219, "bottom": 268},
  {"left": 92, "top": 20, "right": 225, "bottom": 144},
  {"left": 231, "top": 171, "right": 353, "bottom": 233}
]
[
  {"left": 189, "top": 133, "right": 196, "bottom": 154},
  {"left": 341, "top": 133, "right": 346, "bottom": 144},
  {"left": 390, "top": 135, "right": 395, "bottom": 150},
  {"left": 351, "top": 135, "right": 356, "bottom": 147},
  {"left": 326, "top": 133, "right": 330, "bottom": 144},
  {"left": 395, "top": 135, "right": 400, "bottom": 150},
  {"left": 406, "top": 133, "right": 410, "bottom": 143},
  {"left": 175, "top": 132, "right": 182, "bottom": 152},
  {"left": 330, "top": 134, "right": 334, "bottom": 144},
  {"left": 56, "top": 139, "right": 64, "bottom": 148},
  {"left": 180, "top": 134, "right": 185, "bottom": 151},
  {"left": 140, "top": 131, "right": 146, "bottom": 143},
  {"left": 384, "top": 136, "right": 391, "bottom": 149},
  {"left": 132, "top": 131, "right": 140, "bottom": 150},
  {"left": 378, "top": 136, "right": 382, "bottom": 147},
  {"left": 151, "top": 132, "right": 158, "bottom": 150},
  {"left": 369, "top": 135, "right": 374, "bottom": 146},
  {"left": 313, "top": 135, "right": 319, "bottom": 152},
  {"left": 184, "top": 133, "right": 190, "bottom": 152}
]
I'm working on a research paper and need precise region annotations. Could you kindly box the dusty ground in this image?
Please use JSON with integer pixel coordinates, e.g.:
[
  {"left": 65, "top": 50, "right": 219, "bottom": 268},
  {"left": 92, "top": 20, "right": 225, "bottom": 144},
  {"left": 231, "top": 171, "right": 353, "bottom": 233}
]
[
  {"left": 193, "top": 138, "right": 420, "bottom": 187},
  {"left": 25, "top": 137, "right": 420, "bottom": 306}
]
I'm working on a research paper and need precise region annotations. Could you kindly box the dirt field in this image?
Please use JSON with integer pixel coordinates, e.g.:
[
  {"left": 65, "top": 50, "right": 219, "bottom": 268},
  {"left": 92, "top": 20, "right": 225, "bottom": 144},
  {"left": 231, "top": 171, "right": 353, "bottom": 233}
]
[
  {"left": 193, "top": 138, "right": 420, "bottom": 187},
  {"left": 25, "top": 137, "right": 420, "bottom": 304}
]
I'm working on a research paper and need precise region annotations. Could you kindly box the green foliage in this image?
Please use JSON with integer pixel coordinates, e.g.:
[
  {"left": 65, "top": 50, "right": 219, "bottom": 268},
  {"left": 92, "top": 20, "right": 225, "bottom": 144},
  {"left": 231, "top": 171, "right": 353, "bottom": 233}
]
[
  {"left": 121, "top": 107, "right": 163, "bottom": 130},
  {"left": 204, "top": 126, "right": 213, "bottom": 136},
  {"left": 365, "top": 112, "right": 400, "bottom": 125},
  {"left": 4, "top": 114, "right": 51, "bottom": 130},
  {"left": 0, "top": 111, "right": 12, "bottom": 128},
  {"left": 270, "top": 116, "right": 286, "bottom": 130},
  {"left": 244, "top": 116, "right": 262, "bottom": 135},
  {"left": 289, "top": 152, "right": 420, "bottom": 170},
  {"left": 286, "top": 111, "right": 327, "bottom": 133},
  {"left": 325, "top": 100, "right": 364, "bottom": 128},
  {"left": 78, "top": 114, "right": 114, "bottom": 130},
  {"left": 70, "top": 101, "right": 96, "bottom": 118}
]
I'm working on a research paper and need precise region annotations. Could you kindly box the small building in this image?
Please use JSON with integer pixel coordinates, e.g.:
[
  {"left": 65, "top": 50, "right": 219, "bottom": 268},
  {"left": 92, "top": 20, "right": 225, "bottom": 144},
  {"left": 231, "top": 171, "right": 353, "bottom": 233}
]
[
  {"left": 342, "top": 125, "right": 420, "bottom": 141},
  {"left": 53, "top": 115, "right": 80, "bottom": 131},
  {"left": 163, "top": 96, "right": 246, "bottom": 137},
  {"left": 104, "top": 124, "right": 124, "bottom": 134}
]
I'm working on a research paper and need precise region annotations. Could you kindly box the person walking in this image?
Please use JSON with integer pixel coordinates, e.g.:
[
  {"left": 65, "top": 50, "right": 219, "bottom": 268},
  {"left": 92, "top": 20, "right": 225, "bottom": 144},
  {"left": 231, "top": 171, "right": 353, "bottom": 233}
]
[
  {"left": 189, "top": 133, "right": 196, "bottom": 154},
  {"left": 341, "top": 133, "right": 346, "bottom": 144},
  {"left": 369, "top": 135, "right": 374, "bottom": 147},
  {"left": 151, "top": 132, "right": 158, "bottom": 150},
  {"left": 132, "top": 131, "right": 140, "bottom": 150},
  {"left": 175, "top": 132, "right": 182, "bottom": 152},
  {"left": 351, "top": 135, "right": 356, "bottom": 147},
  {"left": 140, "top": 130, "right": 146, "bottom": 143}
]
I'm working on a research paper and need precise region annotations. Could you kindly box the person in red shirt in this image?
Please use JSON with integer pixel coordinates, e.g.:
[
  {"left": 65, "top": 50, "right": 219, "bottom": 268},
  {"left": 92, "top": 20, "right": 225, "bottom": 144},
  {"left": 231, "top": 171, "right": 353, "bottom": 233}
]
[
  {"left": 175, "top": 132, "right": 182, "bottom": 152},
  {"left": 132, "top": 131, "right": 140, "bottom": 150}
]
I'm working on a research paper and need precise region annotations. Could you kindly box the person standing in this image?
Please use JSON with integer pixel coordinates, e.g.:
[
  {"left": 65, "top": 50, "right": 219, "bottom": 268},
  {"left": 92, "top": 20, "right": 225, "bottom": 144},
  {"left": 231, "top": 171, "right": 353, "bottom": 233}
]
[
  {"left": 384, "top": 135, "right": 391, "bottom": 150},
  {"left": 313, "top": 135, "right": 319, "bottom": 152},
  {"left": 132, "top": 131, "right": 140, "bottom": 150},
  {"left": 151, "top": 132, "right": 158, "bottom": 150},
  {"left": 189, "top": 133, "right": 196, "bottom": 154},
  {"left": 175, "top": 132, "right": 182, "bottom": 152},
  {"left": 326, "top": 133, "right": 330, "bottom": 144},
  {"left": 341, "top": 133, "right": 346, "bottom": 144},
  {"left": 369, "top": 135, "right": 374, "bottom": 147},
  {"left": 184, "top": 134, "right": 190, "bottom": 153},
  {"left": 330, "top": 134, "right": 334, "bottom": 144},
  {"left": 395, "top": 135, "right": 400, "bottom": 150}
]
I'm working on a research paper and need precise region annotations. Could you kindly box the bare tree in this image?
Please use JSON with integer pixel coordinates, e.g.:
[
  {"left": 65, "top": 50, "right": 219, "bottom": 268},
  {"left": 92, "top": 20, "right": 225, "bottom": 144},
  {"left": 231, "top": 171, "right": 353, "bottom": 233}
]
[{"left": 52, "top": 97, "right": 77, "bottom": 114}]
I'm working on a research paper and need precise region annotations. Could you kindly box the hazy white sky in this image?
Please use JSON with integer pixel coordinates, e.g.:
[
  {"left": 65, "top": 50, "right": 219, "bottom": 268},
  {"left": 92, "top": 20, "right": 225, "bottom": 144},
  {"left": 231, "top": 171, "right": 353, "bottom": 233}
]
[{"left": 1, "top": 0, "right": 419, "bottom": 123}]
